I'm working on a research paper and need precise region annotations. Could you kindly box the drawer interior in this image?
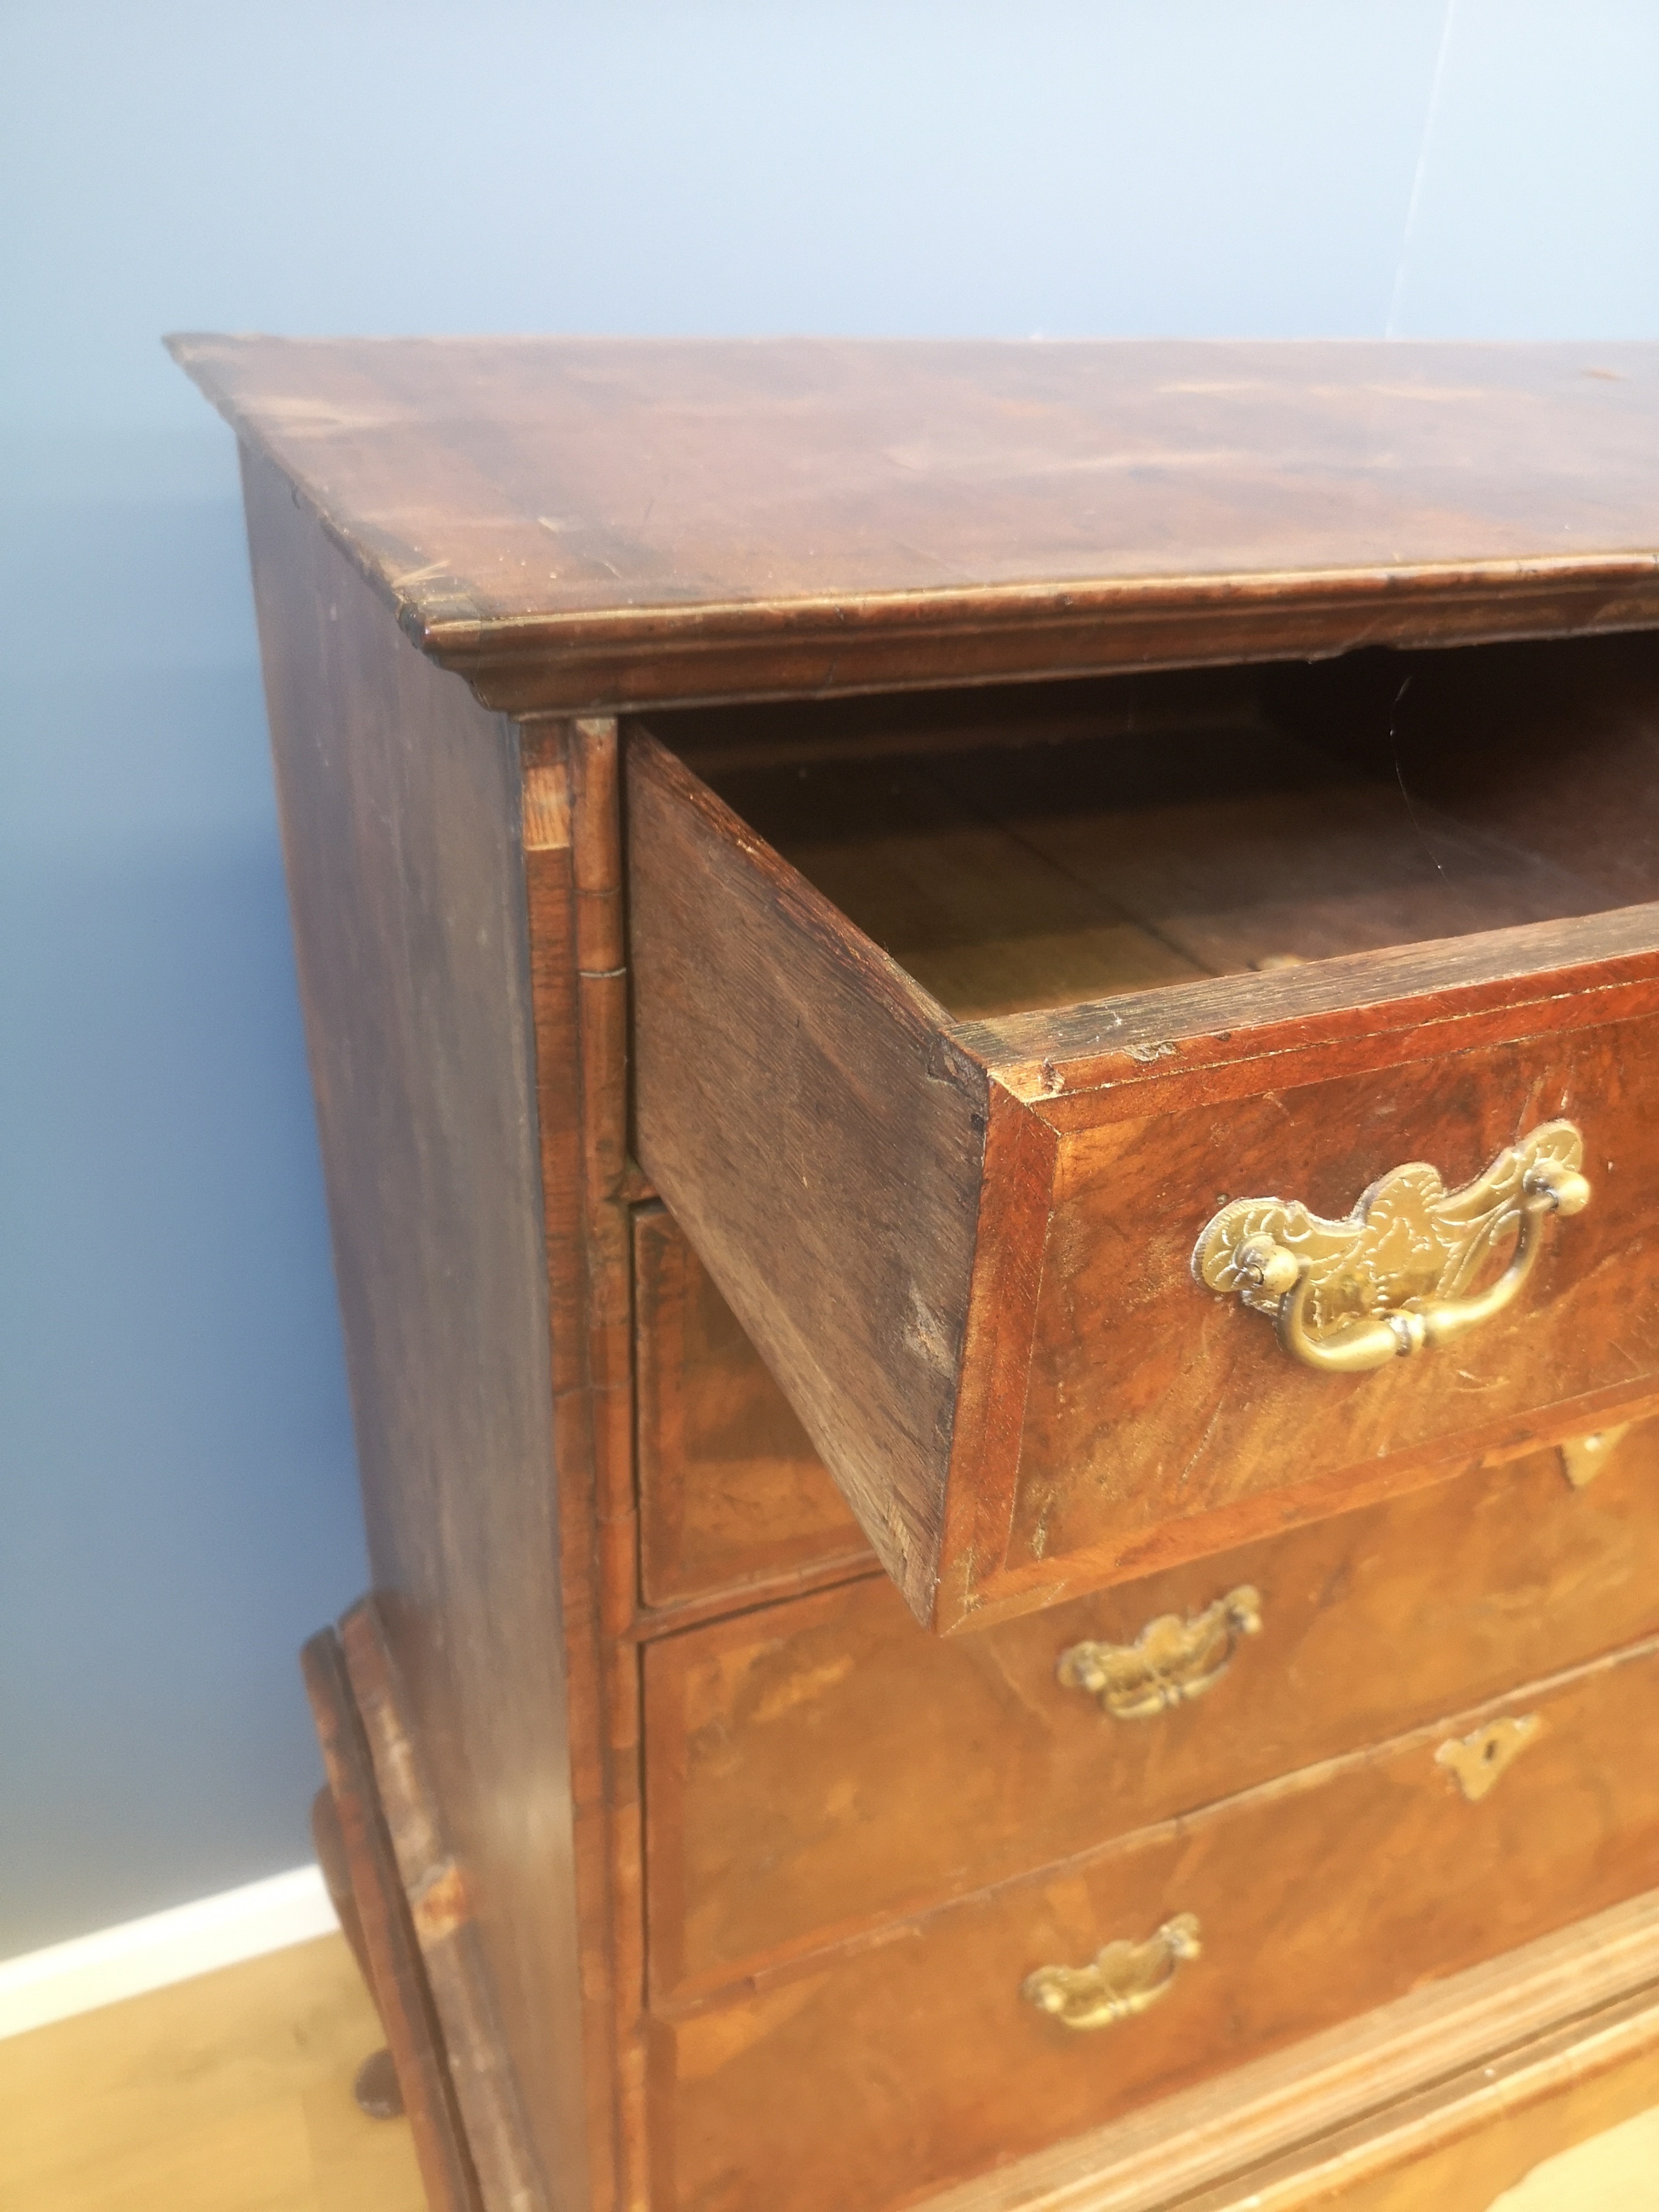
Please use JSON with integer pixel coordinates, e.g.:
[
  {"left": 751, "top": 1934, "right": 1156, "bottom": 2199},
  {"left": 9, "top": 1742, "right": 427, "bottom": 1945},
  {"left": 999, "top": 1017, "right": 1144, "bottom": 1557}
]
[
  {"left": 629, "top": 628, "right": 1659, "bottom": 1631},
  {"left": 654, "top": 632, "right": 1659, "bottom": 1022}
]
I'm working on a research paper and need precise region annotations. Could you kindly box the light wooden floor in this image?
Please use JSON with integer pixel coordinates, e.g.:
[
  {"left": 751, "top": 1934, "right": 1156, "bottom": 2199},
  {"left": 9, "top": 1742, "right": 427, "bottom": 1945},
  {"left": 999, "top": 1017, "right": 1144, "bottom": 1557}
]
[
  {"left": 0, "top": 1934, "right": 424, "bottom": 2212},
  {"left": 2, "top": 1933, "right": 1657, "bottom": 2211},
  {"left": 1490, "top": 2107, "right": 1659, "bottom": 2208}
]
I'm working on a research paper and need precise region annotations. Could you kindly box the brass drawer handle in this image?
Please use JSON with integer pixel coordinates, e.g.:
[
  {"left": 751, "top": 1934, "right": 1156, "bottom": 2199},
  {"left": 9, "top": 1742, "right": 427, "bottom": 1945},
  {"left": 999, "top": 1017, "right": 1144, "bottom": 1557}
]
[
  {"left": 1192, "top": 1122, "right": 1590, "bottom": 1376},
  {"left": 1022, "top": 1914, "right": 1201, "bottom": 2031},
  {"left": 1057, "top": 1587, "right": 1262, "bottom": 1719}
]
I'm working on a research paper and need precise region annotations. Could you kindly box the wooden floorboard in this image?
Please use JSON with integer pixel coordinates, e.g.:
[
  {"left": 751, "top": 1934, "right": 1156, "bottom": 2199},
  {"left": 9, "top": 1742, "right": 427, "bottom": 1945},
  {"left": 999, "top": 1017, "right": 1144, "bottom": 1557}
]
[
  {"left": 1487, "top": 2105, "right": 1659, "bottom": 2208},
  {"left": 0, "top": 1933, "right": 424, "bottom": 2212}
]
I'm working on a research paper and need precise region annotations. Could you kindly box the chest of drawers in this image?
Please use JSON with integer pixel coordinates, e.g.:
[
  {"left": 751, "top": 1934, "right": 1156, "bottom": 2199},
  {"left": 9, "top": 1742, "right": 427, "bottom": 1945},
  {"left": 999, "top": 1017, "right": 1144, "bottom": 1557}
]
[{"left": 175, "top": 335, "right": 1659, "bottom": 2212}]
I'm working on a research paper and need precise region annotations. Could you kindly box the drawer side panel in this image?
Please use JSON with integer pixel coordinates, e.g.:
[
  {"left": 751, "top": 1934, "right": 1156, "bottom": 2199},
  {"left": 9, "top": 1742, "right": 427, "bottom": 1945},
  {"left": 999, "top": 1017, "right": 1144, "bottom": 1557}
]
[
  {"left": 243, "top": 453, "right": 588, "bottom": 2210},
  {"left": 627, "top": 731, "right": 988, "bottom": 1618}
]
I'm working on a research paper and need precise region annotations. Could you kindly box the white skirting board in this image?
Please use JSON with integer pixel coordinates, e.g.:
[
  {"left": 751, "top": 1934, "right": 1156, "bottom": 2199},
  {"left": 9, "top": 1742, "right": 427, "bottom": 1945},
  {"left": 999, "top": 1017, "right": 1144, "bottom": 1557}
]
[{"left": 0, "top": 1865, "right": 338, "bottom": 2040}]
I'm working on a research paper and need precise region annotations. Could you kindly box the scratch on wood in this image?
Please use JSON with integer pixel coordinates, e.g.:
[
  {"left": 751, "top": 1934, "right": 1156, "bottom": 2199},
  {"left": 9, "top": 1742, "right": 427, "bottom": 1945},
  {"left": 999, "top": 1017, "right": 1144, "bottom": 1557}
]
[{"left": 1177, "top": 1391, "right": 1228, "bottom": 1487}]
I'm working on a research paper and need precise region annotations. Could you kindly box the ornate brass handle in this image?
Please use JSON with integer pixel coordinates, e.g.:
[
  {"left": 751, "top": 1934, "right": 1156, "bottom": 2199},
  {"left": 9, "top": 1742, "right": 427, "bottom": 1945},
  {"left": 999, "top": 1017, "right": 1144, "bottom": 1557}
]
[
  {"left": 1191, "top": 1122, "right": 1590, "bottom": 1376},
  {"left": 1022, "top": 1915, "right": 1201, "bottom": 2031},
  {"left": 1057, "top": 1588, "right": 1262, "bottom": 1719}
]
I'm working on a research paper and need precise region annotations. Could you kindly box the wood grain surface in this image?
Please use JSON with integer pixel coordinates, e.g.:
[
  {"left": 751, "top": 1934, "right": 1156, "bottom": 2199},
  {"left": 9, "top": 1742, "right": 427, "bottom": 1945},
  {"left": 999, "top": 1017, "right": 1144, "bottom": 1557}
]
[
  {"left": 519, "top": 725, "right": 625, "bottom": 2212},
  {"left": 244, "top": 457, "right": 585, "bottom": 2206},
  {"left": 651, "top": 1642, "right": 1659, "bottom": 2212},
  {"left": 986, "top": 1008, "right": 1659, "bottom": 1610},
  {"left": 642, "top": 1427, "right": 1659, "bottom": 2003},
  {"left": 632, "top": 1204, "right": 874, "bottom": 1610},
  {"left": 628, "top": 635, "right": 1659, "bottom": 1628},
  {"left": 301, "top": 1629, "right": 480, "bottom": 2212},
  {"left": 567, "top": 716, "right": 652, "bottom": 2212},
  {"left": 170, "top": 338, "right": 1659, "bottom": 713},
  {"left": 1266, "top": 631, "right": 1659, "bottom": 918},
  {"left": 207, "top": 339, "right": 1659, "bottom": 2212},
  {"left": 700, "top": 680, "right": 1632, "bottom": 1019},
  {"left": 340, "top": 1600, "right": 547, "bottom": 2212},
  {"left": 0, "top": 1934, "right": 429, "bottom": 2212},
  {"left": 698, "top": 743, "right": 1204, "bottom": 1019},
  {"left": 626, "top": 728, "right": 988, "bottom": 1620},
  {"left": 910, "top": 1889, "right": 1659, "bottom": 2212}
]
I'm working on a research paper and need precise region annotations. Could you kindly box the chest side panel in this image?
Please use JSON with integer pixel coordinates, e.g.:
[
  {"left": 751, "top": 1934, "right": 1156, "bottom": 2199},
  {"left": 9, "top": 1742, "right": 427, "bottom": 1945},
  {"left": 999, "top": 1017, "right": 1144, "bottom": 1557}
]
[{"left": 242, "top": 451, "right": 590, "bottom": 2210}]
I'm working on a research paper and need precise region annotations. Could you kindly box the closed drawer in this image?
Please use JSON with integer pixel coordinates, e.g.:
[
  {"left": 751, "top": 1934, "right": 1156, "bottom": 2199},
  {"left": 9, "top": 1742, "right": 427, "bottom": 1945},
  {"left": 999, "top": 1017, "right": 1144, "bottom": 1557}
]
[
  {"left": 628, "top": 638, "right": 1659, "bottom": 1631},
  {"left": 634, "top": 1202, "right": 872, "bottom": 1609},
  {"left": 644, "top": 1424, "right": 1658, "bottom": 2003},
  {"left": 650, "top": 1639, "right": 1659, "bottom": 2212}
]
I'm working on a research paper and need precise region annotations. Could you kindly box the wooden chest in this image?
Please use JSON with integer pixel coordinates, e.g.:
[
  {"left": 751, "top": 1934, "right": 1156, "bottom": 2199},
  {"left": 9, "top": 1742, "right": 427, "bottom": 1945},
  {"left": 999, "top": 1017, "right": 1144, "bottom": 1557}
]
[{"left": 174, "top": 337, "right": 1659, "bottom": 2212}]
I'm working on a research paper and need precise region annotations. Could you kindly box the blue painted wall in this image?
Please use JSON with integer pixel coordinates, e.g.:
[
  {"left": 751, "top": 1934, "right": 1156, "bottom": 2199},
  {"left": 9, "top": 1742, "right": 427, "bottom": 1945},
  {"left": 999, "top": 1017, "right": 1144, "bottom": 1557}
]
[{"left": 4, "top": 0, "right": 1657, "bottom": 1952}]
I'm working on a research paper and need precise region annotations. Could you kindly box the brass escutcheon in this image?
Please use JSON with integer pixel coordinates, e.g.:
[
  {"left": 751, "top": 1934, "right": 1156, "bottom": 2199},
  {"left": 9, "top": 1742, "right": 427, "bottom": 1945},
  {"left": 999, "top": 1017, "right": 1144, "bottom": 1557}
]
[
  {"left": 1057, "top": 1588, "right": 1262, "bottom": 1720},
  {"left": 1436, "top": 1715, "right": 1541, "bottom": 1802},
  {"left": 1022, "top": 1915, "right": 1202, "bottom": 2032},
  {"left": 1191, "top": 1122, "right": 1590, "bottom": 1376},
  {"left": 1560, "top": 1424, "right": 1634, "bottom": 1489}
]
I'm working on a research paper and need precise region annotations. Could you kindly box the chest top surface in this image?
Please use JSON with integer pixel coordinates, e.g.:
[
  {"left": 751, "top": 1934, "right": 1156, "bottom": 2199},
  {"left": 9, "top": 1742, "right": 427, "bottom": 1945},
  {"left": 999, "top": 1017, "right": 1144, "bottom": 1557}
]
[{"left": 172, "top": 335, "right": 1659, "bottom": 709}]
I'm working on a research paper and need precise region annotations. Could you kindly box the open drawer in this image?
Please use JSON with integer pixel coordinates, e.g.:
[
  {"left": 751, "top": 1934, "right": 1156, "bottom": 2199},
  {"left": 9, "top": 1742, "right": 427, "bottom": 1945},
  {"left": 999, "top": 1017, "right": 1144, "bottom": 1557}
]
[{"left": 627, "top": 634, "right": 1659, "bottom": 1631}]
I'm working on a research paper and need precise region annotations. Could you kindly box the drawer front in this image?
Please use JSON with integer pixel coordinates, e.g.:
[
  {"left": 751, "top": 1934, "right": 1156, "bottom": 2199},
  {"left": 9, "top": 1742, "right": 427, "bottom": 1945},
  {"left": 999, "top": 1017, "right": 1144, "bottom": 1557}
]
[
  {"left": 651, "top": 1644, "right": 1659, "bottom": 2212},
  {"left": 634, "top": 1204, "right": 871, "bottom": 1609},
  {"left": 984, "top": 1015, "right": 1659, "bottom": 1624},
  {"left": 645, "top": 1427, "right": 1659, "bottom": 2002},
  {"left": 628, "top": 728, "right": 1659, "bottom": 1632}
]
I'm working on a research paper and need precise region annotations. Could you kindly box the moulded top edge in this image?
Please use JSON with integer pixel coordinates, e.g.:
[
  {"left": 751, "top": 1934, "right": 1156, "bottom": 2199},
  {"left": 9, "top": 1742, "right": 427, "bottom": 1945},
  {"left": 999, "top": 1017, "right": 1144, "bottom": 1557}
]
[{"left": 171, "top": 333, "right": 1659, "bottom": 705}]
